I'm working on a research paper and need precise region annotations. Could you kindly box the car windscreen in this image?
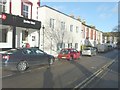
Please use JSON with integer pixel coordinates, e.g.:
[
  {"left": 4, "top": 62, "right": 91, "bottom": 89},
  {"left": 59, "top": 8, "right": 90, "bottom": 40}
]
[
  {"left": 60, "top": 49, "right": 69, "bottom": 54},
  {"left": 5, "top": 49, "right": 18, "bottom": 54},
  {"left": 83, "top": 47, "right": 91, "bottom": 50}
]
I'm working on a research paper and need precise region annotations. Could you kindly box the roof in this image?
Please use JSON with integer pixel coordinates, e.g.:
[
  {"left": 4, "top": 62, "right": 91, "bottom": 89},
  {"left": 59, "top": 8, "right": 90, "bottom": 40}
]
[
  {"left": 39, "top": 5, "right": 103, "bottom": 33},
  {"left": 39, "top": 5, "right": 82, "bottom": 22}
]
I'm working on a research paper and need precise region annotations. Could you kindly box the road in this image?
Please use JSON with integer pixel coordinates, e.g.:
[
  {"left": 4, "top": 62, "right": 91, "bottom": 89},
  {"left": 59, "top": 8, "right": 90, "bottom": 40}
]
[{"left": 2, "top": 49, "right": 118, "bottom": 88}]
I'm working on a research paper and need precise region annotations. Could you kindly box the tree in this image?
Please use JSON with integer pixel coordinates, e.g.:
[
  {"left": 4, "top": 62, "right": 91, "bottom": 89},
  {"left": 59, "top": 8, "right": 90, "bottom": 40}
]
[
  {"left": 42, "top": 19, "right": 72, "bottom": 54},
  {"left": 111, "top": 25, "right": 120, "bottom": 46}
]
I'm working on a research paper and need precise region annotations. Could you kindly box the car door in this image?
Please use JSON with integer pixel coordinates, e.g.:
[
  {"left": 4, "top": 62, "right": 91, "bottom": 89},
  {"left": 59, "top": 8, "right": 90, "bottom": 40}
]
[
  {"left": 75, "top": 49, "right": 80, "bottom": 58},
  {"left": 22, "top": 48, "right": 38, "bottom": 66},
  {"left": 34, "top": 49, "right": 49, "bottom": 65}
]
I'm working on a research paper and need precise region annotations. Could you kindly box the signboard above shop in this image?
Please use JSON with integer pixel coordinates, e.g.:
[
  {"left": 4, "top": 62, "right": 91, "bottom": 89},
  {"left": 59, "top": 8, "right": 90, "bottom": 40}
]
[{"left": 0, "top": 12, "right": 41, "bottom": 30}]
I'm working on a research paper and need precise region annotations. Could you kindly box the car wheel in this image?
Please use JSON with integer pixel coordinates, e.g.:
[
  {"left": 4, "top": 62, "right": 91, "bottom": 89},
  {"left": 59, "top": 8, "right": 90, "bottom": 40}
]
[{"left": 17, "top": 61, "right": 27, "bottom": 72}]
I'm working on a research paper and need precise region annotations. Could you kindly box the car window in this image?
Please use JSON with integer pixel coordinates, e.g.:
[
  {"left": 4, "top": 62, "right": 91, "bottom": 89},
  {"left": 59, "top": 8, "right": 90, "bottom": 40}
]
[
  {"left": 6, "top": 49, "right": 18, "bottom": 54},
  {"left": 60, "top": 49, "right": 69, "bottom": 54},
  {"left": 35, "top": 49, "right": 44, "bottom": 55},
  {"left": 23, "top": 49, "right": 34, "bottom": 55},
  {"left": 73, "top": 49, "right": 78, "bottom": 53},
  {"left": 83, "top": 47, "right": 91, "bottom": 50}
]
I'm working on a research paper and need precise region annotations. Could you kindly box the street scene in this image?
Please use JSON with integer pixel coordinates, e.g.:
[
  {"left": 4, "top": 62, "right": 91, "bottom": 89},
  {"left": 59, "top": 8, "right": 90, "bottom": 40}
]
[{"left": 0, "top": 0, "right": 119, "bottom": 89}]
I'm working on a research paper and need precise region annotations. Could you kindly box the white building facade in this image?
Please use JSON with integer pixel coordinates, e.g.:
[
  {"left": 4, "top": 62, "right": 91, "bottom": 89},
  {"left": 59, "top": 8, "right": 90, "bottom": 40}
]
[
  {"left": 0, "top": 0, "right": 41, "bottom": 50},
  {"left": 38, "top": 5, "right": 83, "bottom": 55}
]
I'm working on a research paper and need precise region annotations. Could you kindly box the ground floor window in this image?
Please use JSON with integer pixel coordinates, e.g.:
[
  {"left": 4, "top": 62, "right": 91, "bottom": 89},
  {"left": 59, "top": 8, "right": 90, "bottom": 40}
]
[
  {"left": 68, "top": 43, "right": 72, "bottom": 48},
  {"left": 75, "top": 43, "right": 78, "bottom": 49},
  {"left": 0, "top": 29, "right": 8, "bottom": 42},
  {"left": 22, "top": 30, "right": 28, "bottom": 41},
  {"left": 57, "top": 43, "right": 65, "bottom": 51}
]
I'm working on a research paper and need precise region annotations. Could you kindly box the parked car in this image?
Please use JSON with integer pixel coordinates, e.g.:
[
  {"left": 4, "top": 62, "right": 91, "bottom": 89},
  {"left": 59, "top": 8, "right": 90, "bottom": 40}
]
[
  {"left": 1, "top": 48, "right": 55, "bottom": 71},
  {"left": 82, "top": 47, "right": 97, "bottom": 56},
  {"left": 57, "top": 48, "right": 81, "bottom": 60},
  {"left": 97, "top": 44, "right": 108, "bottom": 53}
]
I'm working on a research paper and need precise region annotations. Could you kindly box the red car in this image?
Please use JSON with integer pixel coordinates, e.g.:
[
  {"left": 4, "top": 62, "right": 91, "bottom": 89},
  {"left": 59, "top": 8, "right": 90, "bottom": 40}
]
[{"left": 57, "top": 48, "right": 81, "bottom": 60}]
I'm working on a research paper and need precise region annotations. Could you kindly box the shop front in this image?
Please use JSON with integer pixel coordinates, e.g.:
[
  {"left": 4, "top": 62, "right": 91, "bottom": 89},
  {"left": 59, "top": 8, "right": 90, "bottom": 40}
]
[{"left": 0, "top": 12, "right": 41, "bottom": 51}]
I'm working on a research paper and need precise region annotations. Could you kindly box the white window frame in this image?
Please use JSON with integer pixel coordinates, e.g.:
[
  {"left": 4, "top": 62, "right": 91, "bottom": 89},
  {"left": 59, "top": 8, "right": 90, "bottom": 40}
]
[
  {"left": 50, "top": 18, "right": 55, "bottom": 30},
  {"left": 61, "top": 21, "right": 65, "bottom": 31},
  {"left": 0, "top": 1, "right": 6, "bottom": 12},
  {"left": 70, "top": 25, "right": 73, "bottom": 32},
  {"left": 23, "top": 3, "right": 30, "bottom": 18}
]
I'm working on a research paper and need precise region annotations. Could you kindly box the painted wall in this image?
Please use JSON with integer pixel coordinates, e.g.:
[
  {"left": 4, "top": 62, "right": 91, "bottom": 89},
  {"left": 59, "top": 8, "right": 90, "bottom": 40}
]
[{"left": 38, "top": 6, "right": 82, "bottom": 55}]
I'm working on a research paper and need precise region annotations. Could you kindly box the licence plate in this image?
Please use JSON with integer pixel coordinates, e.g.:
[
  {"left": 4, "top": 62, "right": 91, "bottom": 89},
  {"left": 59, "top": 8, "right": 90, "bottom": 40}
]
[{"left": 62, "top": 57, "right": 66, "bottom": 59}]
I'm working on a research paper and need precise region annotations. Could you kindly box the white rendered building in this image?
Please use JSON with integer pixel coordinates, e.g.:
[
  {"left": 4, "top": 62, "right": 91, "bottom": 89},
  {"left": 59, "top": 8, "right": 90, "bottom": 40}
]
[{"left": 38, "top": 5, "right": 83, "bottom": 55}]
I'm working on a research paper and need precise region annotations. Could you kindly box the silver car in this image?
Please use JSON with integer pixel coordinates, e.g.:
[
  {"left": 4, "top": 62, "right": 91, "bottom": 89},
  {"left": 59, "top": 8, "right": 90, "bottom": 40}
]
[{"left": 82, "top": 47, "right": 97, "bottom": 56}]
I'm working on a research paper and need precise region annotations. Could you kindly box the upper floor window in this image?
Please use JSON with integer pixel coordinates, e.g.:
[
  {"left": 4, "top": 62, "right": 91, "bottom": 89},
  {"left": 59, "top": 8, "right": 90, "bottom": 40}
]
[
  {"left": 23, "top": 4, "right": 29, "bottom": 18},
  {"left": 76, "top": 26, "right": 79, "bottom": 33},
  {"left": 50, "top": 18, "right": 55, "bottom": 29},
  {"left": 0, "top": 1, "right": 6, "bottom": 12},
  {"left": 61, "top": 21, "right": 65, "bottom": 31},
  {"left": 70, "top": 25, "right": 73, "bottom": 32}
]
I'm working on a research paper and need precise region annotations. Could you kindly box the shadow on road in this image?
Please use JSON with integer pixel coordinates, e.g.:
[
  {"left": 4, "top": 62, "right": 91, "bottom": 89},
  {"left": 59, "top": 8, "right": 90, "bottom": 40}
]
[
  {"left": 98, "top": 49, "right": 118, "bottom": 60},
  {"left": 70, "top": 60, "right": 92, "bottom": 77},
  {"left": 43, "top": 67, "right": 54, "bottom": 88}
]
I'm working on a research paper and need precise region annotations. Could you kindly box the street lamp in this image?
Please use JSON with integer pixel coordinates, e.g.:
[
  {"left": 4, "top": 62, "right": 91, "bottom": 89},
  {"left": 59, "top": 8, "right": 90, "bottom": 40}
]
[
  {"left": 42, "top": 25, "right": 45, "bottom": 51},
  {"left": 50, "top": 36, "right": 52, "bottom": 54}
]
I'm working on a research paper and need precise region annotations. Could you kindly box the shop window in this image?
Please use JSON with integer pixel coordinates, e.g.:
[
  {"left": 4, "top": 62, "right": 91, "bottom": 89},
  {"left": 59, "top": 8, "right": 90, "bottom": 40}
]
[
  {"left": 0, "top": 29, "right": 8, "bottom": 42},
  {"left": 22, "top": 30, "right": 28, "bottom": 41}
]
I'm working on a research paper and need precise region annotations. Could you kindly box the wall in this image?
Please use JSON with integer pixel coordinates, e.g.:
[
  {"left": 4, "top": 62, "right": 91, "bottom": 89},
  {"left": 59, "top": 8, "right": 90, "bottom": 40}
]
[{"left": 38, "top": 6, "right": 82, "bottom": 55}]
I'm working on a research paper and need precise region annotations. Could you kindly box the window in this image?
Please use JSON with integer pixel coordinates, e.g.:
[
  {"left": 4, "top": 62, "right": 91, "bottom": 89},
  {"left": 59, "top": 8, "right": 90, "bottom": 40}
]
[
  {"left": 23, "top": 4, "right": 29, "bottom": 18},
  {"left": 76, "top": 26, "right": 79, "bottom": 33},
  {"left": 35, "top": 50, "right": 44, "bottom": 55},
  {"left": 70, "top": 25, "right": 73, "bottom": 32},
  {"left": 22, "top": 30, "right": 28, "bottom": 41},
  {"left": 50, "top": 18, "right": 55, "bottom": 29},
  {"left": 68, "top": 43, "right": 72, "bottom": 48},
  {"left": 75, "top": 43, "right": 78, "bottom": 49},
  {"left": 23, "top": 49, "right": 34, "bottom": 55},
  {"left": 57, "top": 43, "right": 65, "bottom": 51},
  {"left": 0, "top": 1, "right": 6, "bottom": 12},
  {"left": 61, "top": 21, "right": 65, "bottom": 31},
  {"left": 0, "top": 29, "right": 8, "bottom": 42}
]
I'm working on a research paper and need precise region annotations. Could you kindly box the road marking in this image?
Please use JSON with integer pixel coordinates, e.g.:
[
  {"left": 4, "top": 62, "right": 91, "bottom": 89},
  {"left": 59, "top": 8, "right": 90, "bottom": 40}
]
[{"left": 73, "top": 56, "right": 117, "bottom": 89}]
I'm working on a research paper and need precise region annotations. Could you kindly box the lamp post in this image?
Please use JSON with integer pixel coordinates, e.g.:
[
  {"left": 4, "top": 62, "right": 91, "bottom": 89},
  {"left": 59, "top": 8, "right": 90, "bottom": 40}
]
[
  {"left": 42, "top": 25, "right": 45, "bottom": 51},
  {"left": 50, "top": 36, "right": 52, "bottom": 54}
]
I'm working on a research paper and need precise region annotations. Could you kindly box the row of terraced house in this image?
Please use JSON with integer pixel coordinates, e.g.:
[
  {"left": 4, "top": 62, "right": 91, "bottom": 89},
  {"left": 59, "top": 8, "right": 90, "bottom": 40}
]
[{"left": 0, "top": 0, "right": 103, "bottom": 56}]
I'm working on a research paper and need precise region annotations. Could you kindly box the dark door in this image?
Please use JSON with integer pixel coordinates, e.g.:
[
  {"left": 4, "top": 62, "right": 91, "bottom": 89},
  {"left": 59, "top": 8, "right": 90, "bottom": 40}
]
[
  {"left": 33, "top": 49, "right": 49, "bottom": 65},
  {"left": 22, "top": 48, "right": 38, "bottom": 66}
]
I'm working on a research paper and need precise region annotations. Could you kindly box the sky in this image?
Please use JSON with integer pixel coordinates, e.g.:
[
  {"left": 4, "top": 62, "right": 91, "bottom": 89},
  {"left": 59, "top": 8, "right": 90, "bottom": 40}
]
[{"left": 40, "top": 1, "right": 118, "bottom": 32}]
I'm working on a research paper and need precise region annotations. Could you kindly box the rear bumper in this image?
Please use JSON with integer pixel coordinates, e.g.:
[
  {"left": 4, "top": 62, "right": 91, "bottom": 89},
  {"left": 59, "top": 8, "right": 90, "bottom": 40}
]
[{"left": 82, "top": 52, "right": 91, "bottom": 56}]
